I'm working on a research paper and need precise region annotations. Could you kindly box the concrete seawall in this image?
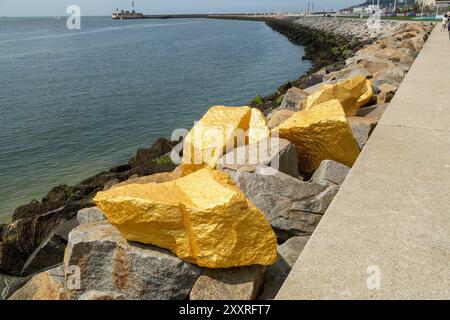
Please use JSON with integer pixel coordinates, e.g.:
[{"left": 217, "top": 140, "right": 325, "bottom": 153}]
[{"left": 277, "top": 25, "right": 450, "bottom": 300}]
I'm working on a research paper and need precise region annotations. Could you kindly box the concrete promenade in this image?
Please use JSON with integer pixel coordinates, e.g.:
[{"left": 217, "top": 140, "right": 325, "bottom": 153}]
[{"left": 277, "top": 26, "right": 450, "bottom": 299}]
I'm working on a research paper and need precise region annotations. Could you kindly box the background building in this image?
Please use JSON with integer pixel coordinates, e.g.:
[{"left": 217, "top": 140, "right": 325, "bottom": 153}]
[{"left": 422, "top": 0, "right": 450, "bottom": 6}]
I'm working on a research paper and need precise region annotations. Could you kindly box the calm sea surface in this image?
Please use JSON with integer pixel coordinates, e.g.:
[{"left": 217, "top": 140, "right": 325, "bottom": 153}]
[{"left": 0, "top": 17, "right": 310, "bottom": 222}]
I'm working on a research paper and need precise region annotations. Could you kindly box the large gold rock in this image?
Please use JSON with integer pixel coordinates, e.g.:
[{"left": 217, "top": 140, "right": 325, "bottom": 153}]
[
  {"left": 356, "top": 79, "right": 373, "bottom": 109},
  {"left": 181, "top": 106, "right": 270, "bottom": 176},
  {"left": 277, "top": 99, "right": 360, "bottom": 173},
  {"left": 94, "top": 168, "right": 277, "bottom": 268},
  {"left": 305, "top": 76, "right": 373, "bottom": 116},
  {"left": 181, "top": 106, "right": 252, "bottom": 176}
]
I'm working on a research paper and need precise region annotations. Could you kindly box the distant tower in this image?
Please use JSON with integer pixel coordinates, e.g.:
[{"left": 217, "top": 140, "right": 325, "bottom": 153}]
[{"left": 132, "top": 1, "right": 136, "bottom": 13}]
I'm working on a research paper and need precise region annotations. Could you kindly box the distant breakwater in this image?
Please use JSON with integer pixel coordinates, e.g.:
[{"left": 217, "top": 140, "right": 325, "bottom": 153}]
[{"left": 210, "top": 15, "right": 369, "bottom": 73}]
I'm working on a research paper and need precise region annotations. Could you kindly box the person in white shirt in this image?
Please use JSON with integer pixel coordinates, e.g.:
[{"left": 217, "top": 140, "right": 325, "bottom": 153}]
[{"left": 442, "top": 14, "right": 448, "bottom": 32}]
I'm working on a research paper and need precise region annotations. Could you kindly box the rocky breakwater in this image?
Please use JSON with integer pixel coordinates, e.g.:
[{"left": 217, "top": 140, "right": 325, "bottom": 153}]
[
  {"left": 1, "top": 19, "right": 432, "bottom": 300},
  {"left": 323, "top": 22, "right": 432, "bottom": 114},
  {"left": 249, "top": 17, "right": 431, "bottom": 114},
  {"left": 294, "top": 16, "right": 407, "bottom": 43}
]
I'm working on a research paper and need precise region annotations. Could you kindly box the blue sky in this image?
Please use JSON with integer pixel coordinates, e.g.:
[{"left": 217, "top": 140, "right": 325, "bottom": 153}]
[{"left": 0, "top": 0, "right": 363, "bottom": 17}]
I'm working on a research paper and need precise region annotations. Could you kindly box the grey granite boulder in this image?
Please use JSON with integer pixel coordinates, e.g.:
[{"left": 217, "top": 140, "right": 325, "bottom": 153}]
[
  {"left": 324, "top": 66, "right": 371, "bottom": 82},
  {"left": 0, "top": 242, "right": 24, "bottom": 276},
  {"left": 372, "top": 72, "right": 403, "bottom": 90},
  {"left": 224, "top": 167, "right": 331, "bottom": 241},
  {"left": 303, "top": 82, "right": 323, "bottom": 95},
  {"left": 64, "top": 222, "right": 201, "bottom": 300},
  {"left": 356, "top": 103, "right": 388, "bottom": 120},
  {"left": 291, "top": 185, "right": 340, "bottom": 214},
  {"left": 260, "top": 236, "right": 310, "bottom": 300},
  {"left": 280, "top": 87, "right": 310, "bottom": 110},
  {"left": 278, "top": 236, "right": 310, "bottom": 267},
  {"left": 20, "top": 217, "right": 79, "bottom": 276},
  {"left": 77, "top": 207, "right": 106, "bottom": 225},
  {"left": 190, "top": 266, "right": 266, "bottom": 300},
  {"left": 266, "top": 108, "right": 294, "bottom": 129},
  {"left": 311, "top": 160, "right": 351, "bottom": 186},
  {"left": 0, "top": 202, "right": 83, "bottom": 275},
  {"left": 217, "top": 138, "right": 299, "bottom": 179},
  {"left": 20, "top": 235, "right": 66, "bottom": 276},
  {"left": 348, "top": 116, "right": 378, "bottom": 149},
  {"left": 0, "top": 274, "right": 31, "bottom": 300},
  {"left": 9, "top": 265, "right": 68, "bottom": 300}
]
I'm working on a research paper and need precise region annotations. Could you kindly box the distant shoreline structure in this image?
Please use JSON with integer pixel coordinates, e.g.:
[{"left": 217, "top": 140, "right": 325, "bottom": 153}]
[
  {"left": 111, "top": 1, "right": 333, "bottom": 20},
  {"left": 112, "top": 1, "right": 169, "bottom": 20},
  {"left": 111, "top": 11, "right": 209, "bottom": 20},
  {"left": 111, "top": 1, "right": 192, "bottom": 20},
  {"left": 110, "top": 0, "right": 336, "bottom": 20},
  {"left": 110, "top": 13, "right": 333, "bottom": 21}
]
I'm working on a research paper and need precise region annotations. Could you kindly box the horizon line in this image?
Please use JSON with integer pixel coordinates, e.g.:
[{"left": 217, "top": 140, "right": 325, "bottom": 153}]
[{"left": 0, "top": 12, "right": 333, "bottom": 19}]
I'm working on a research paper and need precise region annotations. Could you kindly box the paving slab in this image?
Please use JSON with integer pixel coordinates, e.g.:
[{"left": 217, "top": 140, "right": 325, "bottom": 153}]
[{"left": 380, "top": 27, "right": 450, "bottom": 131}]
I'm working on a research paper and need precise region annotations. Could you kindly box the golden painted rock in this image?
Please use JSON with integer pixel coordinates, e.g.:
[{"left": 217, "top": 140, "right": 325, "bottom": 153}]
[
  {"left": 181, "top": 106, "right": 252, "bottom": 176},
  {"left": 305, "top": 75, "right": 373, "bottom": 116},
  {"left": 356, "top": 79, "right": 373, "bottom": 109},
  {"left": 248, "top": 108, "right": 270, "bottom": 145},
  {"left": 277, "top": 99, "right": 360, "bottom": 173},
  {"left": 181, "top": 106, "right": 270, "bottom": 176},
  {"left": 94, "top": 168, "right": 277, "bottom": 268}
]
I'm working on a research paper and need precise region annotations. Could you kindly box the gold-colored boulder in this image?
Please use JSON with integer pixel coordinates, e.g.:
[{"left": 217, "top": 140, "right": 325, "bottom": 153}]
[
  {"left": 94, "top": 168, "right": 278, "bottom": 268},
  {"left": 181, "top": 106, "right": 251, "bottom": 176},
  {"left": 356, "top": 79, "right": 373, "bottom": 109},
  {"left": 277, "top": 99, "right": 360, "bottom": 173},
  {"left": 305, "top": 76, "right": 373, "bottom": 116},
  {"left": 181, "top": 106, "right": 270, "bottom": 176}
]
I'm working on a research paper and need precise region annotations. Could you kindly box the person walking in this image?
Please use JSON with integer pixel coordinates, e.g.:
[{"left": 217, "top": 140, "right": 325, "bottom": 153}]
[
  {"left": 442, "top": 14, "right": 448, "bottom": 32},
  {"left": 448, "top": 19, "right": 450, "bottom": 40}
]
